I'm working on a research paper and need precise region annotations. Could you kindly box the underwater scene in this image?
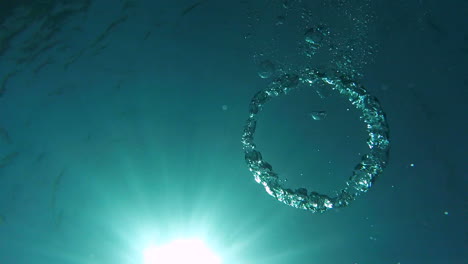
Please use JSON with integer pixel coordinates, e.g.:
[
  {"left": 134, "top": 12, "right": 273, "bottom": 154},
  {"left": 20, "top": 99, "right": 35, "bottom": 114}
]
[{"left": 0, "top": 0, "right": 466, "bottom": 263}]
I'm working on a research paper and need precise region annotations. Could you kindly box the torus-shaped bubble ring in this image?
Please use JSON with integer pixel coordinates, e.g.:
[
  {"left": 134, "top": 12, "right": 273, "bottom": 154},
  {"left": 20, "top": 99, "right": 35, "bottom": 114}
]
[{"left": 241, "top": 69, "right": 390, "bottom": 213}]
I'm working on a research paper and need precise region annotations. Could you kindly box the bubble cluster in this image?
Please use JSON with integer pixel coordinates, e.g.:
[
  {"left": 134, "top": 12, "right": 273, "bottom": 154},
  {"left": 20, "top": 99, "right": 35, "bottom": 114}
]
[
  {"left": 242, "top": 69, "right": 390, "bottom": 213},
  {"left": 242, "top": 0, "right": 386, "bottom": 213}
]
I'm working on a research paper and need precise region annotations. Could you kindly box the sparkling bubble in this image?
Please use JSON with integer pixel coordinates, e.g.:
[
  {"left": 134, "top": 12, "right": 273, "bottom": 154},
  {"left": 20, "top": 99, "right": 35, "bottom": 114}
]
[{"left": 257, "top": 60, "right": 276, "bottom": 79}]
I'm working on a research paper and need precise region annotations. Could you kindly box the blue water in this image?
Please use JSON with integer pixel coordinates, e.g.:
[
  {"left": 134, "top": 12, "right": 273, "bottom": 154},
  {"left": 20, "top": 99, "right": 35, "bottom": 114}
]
[{"left": 0, "top": 0, "right": 466, "bottom": 263}]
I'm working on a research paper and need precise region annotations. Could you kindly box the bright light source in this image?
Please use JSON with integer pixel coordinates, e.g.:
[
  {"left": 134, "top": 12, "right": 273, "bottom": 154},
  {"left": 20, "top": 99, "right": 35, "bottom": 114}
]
[{"left": 143, "top": 238, "right": 221, "bottom": 264}]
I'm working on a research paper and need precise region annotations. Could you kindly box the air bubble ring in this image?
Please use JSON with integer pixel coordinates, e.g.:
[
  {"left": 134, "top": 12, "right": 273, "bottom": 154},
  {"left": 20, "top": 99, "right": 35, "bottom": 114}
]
[{"left": 241, "top": 70, "right": 390, "bottom": 213}]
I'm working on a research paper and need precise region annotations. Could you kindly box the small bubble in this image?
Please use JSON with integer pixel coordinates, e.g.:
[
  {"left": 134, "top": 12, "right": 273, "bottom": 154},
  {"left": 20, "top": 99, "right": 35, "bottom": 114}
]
[
  {"left": 276, "top": 16, "right": 285, "bottom": 25},
  {"left": 410, "top": 163, "right": 415, "bottom": 167},
  {"left": 309, "top": 111, "right": 327, "bottom": 120},
  {"left": 444, "top": 211, "right": 449, "bottom": 215},
  {"left": 305, "top": 28, "right": 323, "bottom": 46},
  {"left": 222, "top": 105, "right": 228, "bottom": 111},
  {"left": 282, "top": 0, "right": 293, "bottom": 9},
  {"left": 296, "top": 188, "right": 308, "bottom": 196},
  {"left": 257, "top": 60, "right": 276, "bottom": 79}
]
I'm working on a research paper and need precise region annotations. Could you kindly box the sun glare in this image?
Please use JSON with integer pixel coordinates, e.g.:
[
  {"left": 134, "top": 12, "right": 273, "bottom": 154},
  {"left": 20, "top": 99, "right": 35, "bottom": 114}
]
[{"left": 143, "top": 238, "right": 221, "bottom": 264}]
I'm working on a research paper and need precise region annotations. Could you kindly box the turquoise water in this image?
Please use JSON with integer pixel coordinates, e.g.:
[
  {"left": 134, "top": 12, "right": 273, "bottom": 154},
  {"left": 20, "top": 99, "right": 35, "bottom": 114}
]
[{"left": 0, "top": 1, "right": 466, "bottom": 263}]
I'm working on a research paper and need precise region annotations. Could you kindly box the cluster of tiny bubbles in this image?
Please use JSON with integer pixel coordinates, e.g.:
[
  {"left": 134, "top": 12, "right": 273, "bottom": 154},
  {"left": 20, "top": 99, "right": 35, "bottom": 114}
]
[
  {"left": 298, "top": 1, "right": 376, "bottom": 80},
  {"left": 242, "top": 0, "right": 388, "bottom": 212},
  {"left": 242, "top": 68, "right": 390, "bottom": 213}
]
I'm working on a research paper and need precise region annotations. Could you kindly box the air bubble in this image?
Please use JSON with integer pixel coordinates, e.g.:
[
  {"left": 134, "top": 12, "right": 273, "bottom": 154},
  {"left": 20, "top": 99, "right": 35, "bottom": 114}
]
[
  {"left": 257, "top": 60, "right": 276, "bottom": 79},
  {"left": 276, "top": 16, "right": 285, "bottom": 26},
  {"left": 305, "top": 28, "right": 324, "bottom": 47},
  {"left": 309, "top": 111, "right": 327, "bottom": 120}
]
